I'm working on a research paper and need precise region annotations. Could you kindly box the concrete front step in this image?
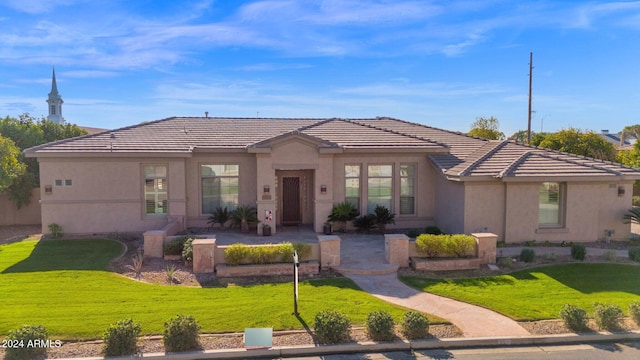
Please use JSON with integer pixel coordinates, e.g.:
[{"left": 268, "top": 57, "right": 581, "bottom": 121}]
[{"left": 333, "top": 264, "right": 399, "bottom": 275}]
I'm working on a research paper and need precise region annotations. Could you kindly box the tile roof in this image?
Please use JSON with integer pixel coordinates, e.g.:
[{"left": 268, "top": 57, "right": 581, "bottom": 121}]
[{"left": 25, "top": 116, "right": 640, "bottom": 181}]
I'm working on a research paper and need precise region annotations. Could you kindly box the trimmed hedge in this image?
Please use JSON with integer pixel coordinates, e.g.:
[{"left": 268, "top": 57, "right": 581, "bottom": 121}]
[
  {"left": 401, "top": 311, "right": 429, "bottom": 340},
  {"left": 163, "top": 314, "right": 200, "bottom": 353},
  {"left": 103, "top": 318, "right": 141, "bottom": 357},
  {"left": 416, "top": 234, "right": 475, "bottom": 258},
  {"left": 365, "top": 311, "right": 395, "bottom": 341},
  {"left": 559, "top": 304, "right": 587, "bottom": 332},
  {"left": 314, "top": 310, "right": 351, "bottom": 344},
  {"left": 629, "top": 246, "right": 640, "bottom": 262},
  {"left": 224, "top": 242, "right": 312, "bottom": 266}
]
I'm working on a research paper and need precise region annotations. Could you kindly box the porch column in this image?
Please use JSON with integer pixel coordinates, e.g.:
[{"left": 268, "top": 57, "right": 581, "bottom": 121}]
[
  {"left": 314, "top": 154, "right": 334, "bottom": 233},
  {"left": 256, "top": 153, "right": 277, "bottom": 235}
]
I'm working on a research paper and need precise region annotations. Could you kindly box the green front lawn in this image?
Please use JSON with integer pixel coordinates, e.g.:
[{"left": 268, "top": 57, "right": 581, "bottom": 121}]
[
  {"left": 0, "top": 239, "right": 430, "bottom": 339},
  {"left": 401, "top": 263, "right": 640, "bottom": 320}
]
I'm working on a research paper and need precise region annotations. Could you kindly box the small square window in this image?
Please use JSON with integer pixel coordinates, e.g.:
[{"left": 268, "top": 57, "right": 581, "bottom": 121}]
[
  {"left": 64, "top": 179, "right": 72, "bottom": 186},
  {"left": 54, "top": 179, "right": 62, "bottom": 186}
]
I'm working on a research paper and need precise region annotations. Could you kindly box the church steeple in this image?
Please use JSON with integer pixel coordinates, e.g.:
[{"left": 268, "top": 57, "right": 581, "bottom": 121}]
[{"left": 46, "top": 67, "right": 65, "bottom": 124}]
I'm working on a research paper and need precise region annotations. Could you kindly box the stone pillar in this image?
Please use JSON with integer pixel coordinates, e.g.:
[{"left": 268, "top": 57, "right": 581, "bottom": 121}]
[
  {"left": 385, "top": 234, "right": 409, "bottom": 267},
  {"left": 193, "top": 238, "right": 217, "bottom": 274},
  {"left": 256, "top": 153, "right": 277, "bottom": 235},
  {"left": 472, "top": 232, "right": 497, "bottom": 265},
  {"left": 318, "top": 235, "right": 341, "bottom": 269},
  {"left": 143, "top": 230, "right": 165, "bottom": 258}
]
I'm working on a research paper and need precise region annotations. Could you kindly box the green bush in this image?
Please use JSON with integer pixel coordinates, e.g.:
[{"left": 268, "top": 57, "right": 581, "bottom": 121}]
[
  {"left": 559, "top": 304, "right": 587, "bottom": 332},
  {"left": 365, "top": 311, "right": 395, "bottom": 341},
  {"left": 163, "top": 314, "right": 201, "bottom": 353},
  {"left": 629, "top": 301, "right": 640, "bottom": 325},
  {"left": 400, "top": 311, "right": 429, "bottom": 340},
  {"left": 225, "top": 244, "right": 250, "bottom": 265},
  {"left": 164, "top": 236, "right": 188, "bottom": 255},
  {"left": 103, "top": 318, "right": 141, "bottom": 357},
  {"left": 570, "top": 243, "right": 587, "bottom": 261},
  {"left": 629, "top": 247, "right": 640, "bottom": 262},
  {"left": 314, "top": 310, "right": 351, "bottom": 344},
  {"left": 373, "top": 205, "right": 395, "bottom": 233},
  {"left": 520, "top": 248, "right": 536, "bottom": 263},
  {"left": 424, "top": 225, "right": 443, "bottom": 235},
  {"left": 415, "top": 234, "right": 446, "bottom": 257},
  {"left": 445, "top": 234, "right": 476, "bottom": 257},
  {"left": 593, "top": 303, "right": 623, "bottom": 331},
  {"left": 48, "top": 223, "right": 63, "bottom": 239},
  {"left": 328, "top": 201, "right": 359, "bottom": 232},
  {"left": 4, "top": 325, "right": 49, "bottom": 360},
  {"left": 497, "top": 256, "right": 513, "bottom": 268},
  {"left": 405, "top": 229, "right": 421, "bottom": 238},
  {"left": 603, "top": 250, "right": 617, "bottom": 262},
  {"left": 634, "top": 196, "right": 640, "bottom": 207},
  {"left": 182, "top": 238, "right": 194, "bottom": 264},
  {"left": 248, "top": 245, "right": 280, "bottom": 264},
  {"left": 292, "top": 242, "right": 312, "bottom": 262},
  {"left": 208, "top": 206, "right": 231, "bottom": 230}
]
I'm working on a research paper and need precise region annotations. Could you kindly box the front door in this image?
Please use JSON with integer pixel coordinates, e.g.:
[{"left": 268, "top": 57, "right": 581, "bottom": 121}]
[{"left": 282, "top": 177, "right": 301, "bottom": 224}]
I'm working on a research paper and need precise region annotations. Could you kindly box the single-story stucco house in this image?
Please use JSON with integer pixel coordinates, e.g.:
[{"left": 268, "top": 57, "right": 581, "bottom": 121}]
[{"left": 24, "top": 116, "right": 640, "bottom": 242}]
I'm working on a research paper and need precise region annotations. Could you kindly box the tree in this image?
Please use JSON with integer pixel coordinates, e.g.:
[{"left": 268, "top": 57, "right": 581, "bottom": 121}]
[
  {"left": 0, "top": 114, "right": 87, "bottom": 208},
  {"left": 0, "top": 136, "right": 25, "bottom": 192},
  {"left": 620, "top": 124, "right": 640, "bottom": 146},
  {"left": 467, "top": 116, "right": 505, "bottom": 140},
  {"left": 535, "top": 128, "right": 616, "bottom": 161},
  {"left": 616, "top": 140, "right": 640, "bottom": 168}
]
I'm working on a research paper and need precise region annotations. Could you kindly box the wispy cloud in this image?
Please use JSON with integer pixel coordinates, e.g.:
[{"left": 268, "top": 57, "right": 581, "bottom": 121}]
[{"left": 1, "top": 0, "right": 81, "bottom": 14}]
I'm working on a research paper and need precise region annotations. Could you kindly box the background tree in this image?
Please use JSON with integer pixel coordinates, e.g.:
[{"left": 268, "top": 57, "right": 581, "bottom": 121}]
[
  {"left": 535, "top": 128, "right": 616, "bottom": 161},
  {"left": 620, "top": 124, "right": 640, "bottom": 146},
  {"left": 0, "top": 136, "right": 25, "bottom": 192},
  {"left": 467, "top": 116, "right": 505, "bottom": 140},
  {"left": 0, "top": 114, "right": 87, "bottom": 208},
  {"left": 616, "top": 141, "right": 640, "bottom": 168}
]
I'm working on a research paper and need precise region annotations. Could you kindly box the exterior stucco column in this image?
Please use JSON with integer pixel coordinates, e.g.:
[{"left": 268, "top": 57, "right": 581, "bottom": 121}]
[
  {"left": 472, "top": 232, "right": 497, "bottom": 264},
  {"left": 256, "top": 153, "right": 276, "bottom": 235},
  {"left": 192, "top": 238, "right": 216, "bottom": 273},
  {"left": 314, "top": 154, "right": 334, "bottom": 232}
]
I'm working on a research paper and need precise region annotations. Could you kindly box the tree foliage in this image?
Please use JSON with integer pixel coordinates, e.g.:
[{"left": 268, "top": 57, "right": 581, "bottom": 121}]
[
  {"left": 534, "top": 128, "right": 616, "bottom": 161},
  {"left": 0, "top": 136, "right": 26, "bottom": 192},
  {"left": 616, "top": 141, "right": 640, "bottom": 168},
  {"left": 620, "top": 124, "right": 640, "bottom": 146},
  {"left": 0, "top": 113, "right": 87, "bottom": 208},
  {"left": 468, "top": 116, "right": 505, "bottom": 140}
]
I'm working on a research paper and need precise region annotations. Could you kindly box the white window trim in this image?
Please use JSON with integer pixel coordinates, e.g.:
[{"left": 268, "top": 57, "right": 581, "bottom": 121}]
[
  {"left": 399, "top": 163, "right": 417, "bottom": 216},
  {"left": 200, "top": 163, "right": 240, "bottom": 216},
  {"left": 142, "top": 164, "right": 168, "bottom": 217},
  {"left": 366, "top": 164, "right": 394, "bottom": 214},
  {"left": 344, "top": 164, "right": 362, "bottom": 212},
  {"left": 538, "top": 182, "right": 566, "bottom": 228}
]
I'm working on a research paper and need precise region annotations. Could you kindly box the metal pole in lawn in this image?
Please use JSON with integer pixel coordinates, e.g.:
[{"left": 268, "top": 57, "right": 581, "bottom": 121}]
[{"left": 293, "top": 250, "right": 299, "bottom": 315}]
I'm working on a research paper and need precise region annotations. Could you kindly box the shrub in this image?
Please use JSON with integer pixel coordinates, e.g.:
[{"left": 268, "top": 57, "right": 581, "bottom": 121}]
[
  {"left": 405, "top": 229, "right": 421, "bottom": 238},
  {"left": 520, "top": 248, "right": 536, "bottom": 263},
  {"left": 497, "top": 256, "right": 513, "bottom": 268},
  {"left": 225, "top": 243, "right": 250, "bottom": 265},
  {"left": 593, "top": 303, "right": 623, "bottom": 330},
  {"left": 629, "top": 246, "right": 640, "bottom": 262},
  {"left": 415, "top": 234, "right": 446, "bottom": 257},
  {"left": 165, "top": 264, "right": 176, "bottom": 284},
  {"left": 559, "top": 304, "right": 587, "bottom": 332},
  {"left": 208, "top": 206, "right": 231, "bottom": 230},
  {"left": 400, "top": 311, "right": 429, "bottom": 340},
  {"left": 4, "top": 325, "right": 49, "bottom": 360},
  {"left": 182, "top": 238, "right": 194, "bottom": 264},
  {"left": 248, "top": 245, "right": 280, "bottom": 264},
  {"left": 230, "top": 205, "right": 259, "bottom": 232},
  {"left": 126, "top": 252, "right": 144, "bottom": 279},
  {"left": 544, "top": 252, "right": 557, "bottom": 262},
  {"left": 366, "top": 311, "right": 395, "bottom": 341},
  {"left": 328, "top": 201, "right": 359, "bottom": 232},
  {"left": 48, "top": 223, "right": 63, "bottom": 239},
  {"left": 103, "top": 318, "right": 141, "bottom": 357},
  {"left": 164, "top": 236, "right": 188, "bottom": 256},
  {"left": 628, "top": 301, "right": 640, "bottom": 325},
  {"left": 424, "top": 225, "right": 443, "bottom": 235},
  {"left": 373, "top": 205, "right": 395, "bottom": 233},
  {"left": 445, "top": 234, "right": 476, "bottom": 258},
  {"left": 353, "top": 214, "right": 377, "bottom": 232},
  {"left": 570, "top": 243, "right": 587, "bottom": 260},
  {"left": 314, "top": 310, "right": 351, "bottom": 344},
  {"left": 163, "top": 314, "right": 201, "bottom": 353},
  {"left": 603, "top": 250, "right": 617, "bottom": 262},
  {"left": 293, "top": 242, "right": 312, "bottom": 262}
]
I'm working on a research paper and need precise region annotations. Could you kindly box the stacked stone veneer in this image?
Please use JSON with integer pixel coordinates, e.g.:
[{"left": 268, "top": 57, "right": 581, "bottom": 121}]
[
  {"left": 318, "top": 235, "right": 341, "bottom": 269},
  {"left": 385, "top": 234, "right": 409, "bottom": 267},
  {"left": 142, "top": 221, "right": 182, "bottom": 259},
  {"left": 409, "top": 232, "right": 498, "bottom": 271}
]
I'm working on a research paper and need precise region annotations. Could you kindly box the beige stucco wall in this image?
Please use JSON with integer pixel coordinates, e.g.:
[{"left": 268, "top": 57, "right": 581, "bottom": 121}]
[
  {"left": 433, "top": 174, "right": 465, "bottom": 234},
  {"left": 0, "top": 187, "right": 41, "bottom": 226},
  {"left": 38, "top": 157, "right": 186, "bottom": 234},
  {"left": 463, "top": 182, "right": 505, "bottom": 240},
  {"left": 503, "top": 181, "right": 632, "bottom": 243}
]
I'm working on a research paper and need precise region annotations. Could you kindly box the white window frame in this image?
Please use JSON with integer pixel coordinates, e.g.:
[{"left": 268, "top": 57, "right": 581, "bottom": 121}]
[
  {"left": 345, "top": 164, "right": 361, "bottom": 212},
  {"left": 143, "top": 165, "right": 168, "bottom": 216},
  {"left": 399, "top": 164, "right": 416, "bottom": 215},
  {"left": 538, "top": 182, "right": 565, "bottom": 227},
  {"left": 366, "top": 164, "right": 393, "bottom": 214}
]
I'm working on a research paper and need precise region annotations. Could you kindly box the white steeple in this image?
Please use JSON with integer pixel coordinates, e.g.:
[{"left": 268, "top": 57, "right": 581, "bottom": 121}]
[{"left": 46, "top": 67, "right": 65, "bottom": 124}]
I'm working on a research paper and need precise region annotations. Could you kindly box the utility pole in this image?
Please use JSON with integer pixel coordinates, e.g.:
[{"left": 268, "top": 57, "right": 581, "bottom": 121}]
[{"left": 527, "top": 52, "right": 533, "bottom": 144}]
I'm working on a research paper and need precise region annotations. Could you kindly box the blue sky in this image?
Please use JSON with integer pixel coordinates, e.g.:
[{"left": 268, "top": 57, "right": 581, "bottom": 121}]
[{"left": 1, "top": 0, "right": 639, "bottom": 136}]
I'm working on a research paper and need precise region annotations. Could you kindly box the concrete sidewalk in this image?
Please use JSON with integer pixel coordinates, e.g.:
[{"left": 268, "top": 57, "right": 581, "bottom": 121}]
[{"left": 345, "top": 273, "right": 530, "bottom": 337}]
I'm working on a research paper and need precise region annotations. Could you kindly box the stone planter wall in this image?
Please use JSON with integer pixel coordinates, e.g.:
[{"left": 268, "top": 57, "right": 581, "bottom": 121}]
[
  {"left": 410, "top": 257, "right": 483, "bottom": 271},
  {"left": 216, "top": 261, "right": 320, "bottom": 277},
  {"left": 409, "top": 232, "right": 498, "bottom": 271}
]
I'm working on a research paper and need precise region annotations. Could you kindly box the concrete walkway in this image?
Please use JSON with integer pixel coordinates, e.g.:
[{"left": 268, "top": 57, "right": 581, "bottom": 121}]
[
  {"left": 346, "top": 273, "right": 530, "bottom": 337},
  {"left": 335, "top": 234, "right": 530, "bottom": 337}
]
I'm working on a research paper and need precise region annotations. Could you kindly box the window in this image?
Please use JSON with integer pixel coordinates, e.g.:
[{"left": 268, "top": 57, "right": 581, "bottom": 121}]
[
  {"left": 50, "top": 105, "right": 56, "bottom": 115},
  {"left": 201, "top": 164, "right": 239, "bottom": 214},
  {"left": 144, "top": 165, "right": 168, "bottom": 215},
  {"left": 367, "top": 165, "right": 392, "bottom": 214},
  {"left": 345, "top": 165, "right": 360, "bottom": 211},
  {"left": 54, "top": 179, "right": 62, "bottom": 187},
  {"left": 64, "top": 179, "right": 72, "bottom": 186},
  {"left": 539, "top": 182, "right": 563, "bottom": 226},
  {"left": 400, "top": 165, "right": 415, "bottom": 215}
]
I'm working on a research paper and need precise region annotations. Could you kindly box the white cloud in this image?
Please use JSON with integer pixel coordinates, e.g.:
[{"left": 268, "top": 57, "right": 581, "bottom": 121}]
[{"left": 1, "top": 0, "right": 81, "bottom": 14}]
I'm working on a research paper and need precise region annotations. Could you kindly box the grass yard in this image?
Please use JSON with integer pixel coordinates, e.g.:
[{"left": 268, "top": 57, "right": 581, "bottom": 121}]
[
  {"left": 0, "top": 238, "right": 431, "bottom": 339},
  {"left": 401, "top": 263, "right": 640, "bottom": 320}
]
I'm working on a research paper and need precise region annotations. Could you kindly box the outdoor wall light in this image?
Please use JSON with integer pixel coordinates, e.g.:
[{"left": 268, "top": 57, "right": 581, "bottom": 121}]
[
  {"left": 263, "top": 185, "right": 270, "bottom": 193},
  {"left": 618, "top": 186, "right": 625, "bottom": 196},
  {"left": 320, "top": 185, "right": 327, "bottom": 194}
]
